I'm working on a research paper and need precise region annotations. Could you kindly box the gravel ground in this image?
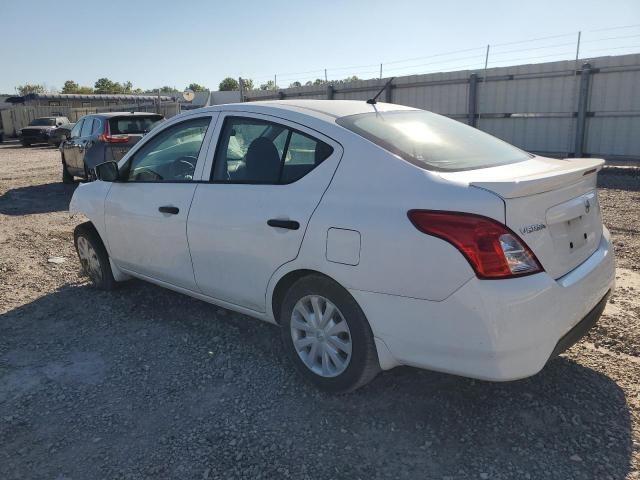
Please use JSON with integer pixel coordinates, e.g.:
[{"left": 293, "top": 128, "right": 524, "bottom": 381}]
[{"left": 1, "top": 142, "right": 639, "bottom": 480}]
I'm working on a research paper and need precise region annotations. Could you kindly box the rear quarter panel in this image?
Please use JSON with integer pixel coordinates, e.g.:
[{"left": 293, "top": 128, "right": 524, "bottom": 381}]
[{"left": 268, "top": 134, "right": 507, "bottom": 317}]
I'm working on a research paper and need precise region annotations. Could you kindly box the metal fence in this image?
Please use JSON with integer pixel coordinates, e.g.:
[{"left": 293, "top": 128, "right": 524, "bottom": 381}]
[{"left": 245, "top": 53, "right": 640, "bottom": 161}]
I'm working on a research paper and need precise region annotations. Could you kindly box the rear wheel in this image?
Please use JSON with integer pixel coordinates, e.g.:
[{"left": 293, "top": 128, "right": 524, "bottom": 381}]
[
  {"left": 280, "top": 274, "right": 380, "bottom": 393},
  {"left": 74, "top": 222, "right": 116, "bottom": 290}
]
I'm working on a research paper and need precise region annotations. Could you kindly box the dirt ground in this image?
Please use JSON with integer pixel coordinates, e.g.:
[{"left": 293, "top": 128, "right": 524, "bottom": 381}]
[{"left": 1, "top": 141, "right": 639, "bottom": 480}]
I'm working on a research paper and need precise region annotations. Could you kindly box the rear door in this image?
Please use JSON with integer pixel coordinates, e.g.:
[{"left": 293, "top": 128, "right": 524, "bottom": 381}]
[
  {"left": 104, "top": 113, "right": 217, "bottom": 290},
  {"left": 76, "top": 117, "right": 95, "bottom": 170},
  {"left": 187, "top": 112, "right": 342, "bottom": 312},
  {"left": 62, "top": 119, "right": 84, "bottom": 172}
]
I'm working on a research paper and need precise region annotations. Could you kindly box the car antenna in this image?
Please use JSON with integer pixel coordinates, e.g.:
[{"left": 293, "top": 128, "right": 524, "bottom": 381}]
[{"left": 366, "top": 77, "right": 394, "bottom": 105}]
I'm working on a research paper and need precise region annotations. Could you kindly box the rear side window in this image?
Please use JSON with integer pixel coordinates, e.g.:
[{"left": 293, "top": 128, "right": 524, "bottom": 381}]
[
  {"left": 336, "top": 110, "right": 531, "bottom": 172},
  {"left": 109, "top": 115, "right": 163, "bottom": 135},
  {"left": 211, "top": 117, "right": 333, "bottom": 184},
  {"left": 91, "top": 118, "right": 102, "bottom": 134},
  {"left": 70, "top": 120, "right": 83, "bottom": 138},
  {"left": 80, "top": 118, "right": 93, "bottom": 137}
]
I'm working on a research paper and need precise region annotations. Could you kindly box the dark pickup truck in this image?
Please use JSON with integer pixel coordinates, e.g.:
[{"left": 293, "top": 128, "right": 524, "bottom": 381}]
[
  {"left": 61, "top": 112, "right": 163, "bottom": 182},
  {"left": 19, "top": 116, "right": 71, "bottom": 146}
]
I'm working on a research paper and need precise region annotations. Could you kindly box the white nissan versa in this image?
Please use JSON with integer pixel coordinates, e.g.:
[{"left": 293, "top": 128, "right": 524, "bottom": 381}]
[{"left": 69, "top": 99, "right": 615, "bottom": 392}]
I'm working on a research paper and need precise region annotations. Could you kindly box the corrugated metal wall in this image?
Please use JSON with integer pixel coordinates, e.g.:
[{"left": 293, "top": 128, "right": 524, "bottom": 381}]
[{"left": 245, "top": 53, "right": 640, "bottom": 161}]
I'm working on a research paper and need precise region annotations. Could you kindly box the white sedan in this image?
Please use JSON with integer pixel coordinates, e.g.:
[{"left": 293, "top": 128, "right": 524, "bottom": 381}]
[{"left": 69, "top": 100, "right": 615, "bottom": 392}]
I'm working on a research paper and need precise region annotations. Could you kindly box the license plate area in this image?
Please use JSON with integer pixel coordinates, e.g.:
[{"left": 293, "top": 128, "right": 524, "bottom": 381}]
[{"left": 566, "top": 216, "right": 588, "bottom": 250}]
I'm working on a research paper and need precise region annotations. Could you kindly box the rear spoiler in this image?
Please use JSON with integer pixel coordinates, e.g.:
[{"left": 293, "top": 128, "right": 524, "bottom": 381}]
[{"left": 468, "top": 158, "right": 605, "bottom": 199}]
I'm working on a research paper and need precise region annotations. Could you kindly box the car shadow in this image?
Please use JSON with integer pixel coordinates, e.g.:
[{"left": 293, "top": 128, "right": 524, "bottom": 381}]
[
  {"left": 0, "top": 182, "right": 76, "bottom": 215},
  {"left": 0, "top": 279, "right": 633, "bottom": 479}
]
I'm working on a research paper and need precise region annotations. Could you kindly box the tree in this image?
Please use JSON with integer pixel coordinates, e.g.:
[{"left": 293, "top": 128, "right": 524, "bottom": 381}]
[
  {"left": 94, "top": 78, "right": 120, "bottom": 94},
  {"left": 259, "top": 80, "right": 278, "bottom": 91},
  {"left": 17, "top": 84, "right": 45, "bottom": 96},
  {"left": 289, "top": 81, "right": 302, "bottom": 88},
  {"left": 61, "top": 80, "right": 79, "bottom": 94},
  {"left": 218, "top": 77, "right": 239, "bottom": 91},
  {"left": 62, "top": 80, "right": 94, "bottom": 94},
  {"left": 240, "top": 78, "right": 254, "bottom": 91},
  {"left": 187, "top": 83, "right": 207, "bottom": 92}
]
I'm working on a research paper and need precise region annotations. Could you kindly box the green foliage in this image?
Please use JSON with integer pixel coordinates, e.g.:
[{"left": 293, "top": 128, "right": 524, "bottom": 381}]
[
  {"left": 16, "top": 84, "right": 45, "bottom": 96},
  {"left": 218, "top": 78, "right": 239, "bottom": 91},
  {"left": 289, "top": 81, "right": 302, "bottom": 88},
  {"left": 259, "top": 80, "right": 279, "bottom": 91},
  {"left": 187, "top": 83, "right": 207, "bottom": 92},
  {"left": 93, "top": 78, "right": 137, "bottom": 94},
  {"left": 62, "top": 80, "right": 94, "bottom": 94},
  {"left": 240, "top": 78, "right": 254, "bottom": 90}
]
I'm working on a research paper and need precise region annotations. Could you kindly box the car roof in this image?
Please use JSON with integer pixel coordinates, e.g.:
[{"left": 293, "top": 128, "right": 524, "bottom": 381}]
[
  {"left": 91, "top": 112, "right": 164, "bottom": 118},
  {"left": 204, "top": 100, "right": 417, "bottom": 121}
]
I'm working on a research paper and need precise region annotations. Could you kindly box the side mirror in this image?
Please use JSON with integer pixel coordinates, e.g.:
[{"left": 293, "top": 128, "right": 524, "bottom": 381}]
[{"left": 94, "top": 161, "right": 120, "bottom": 182}]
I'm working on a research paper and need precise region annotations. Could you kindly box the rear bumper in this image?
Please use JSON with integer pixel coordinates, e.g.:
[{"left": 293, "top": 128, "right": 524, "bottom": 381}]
[{"left": 351, "top": 227, "right": 615, "bottom": 381}]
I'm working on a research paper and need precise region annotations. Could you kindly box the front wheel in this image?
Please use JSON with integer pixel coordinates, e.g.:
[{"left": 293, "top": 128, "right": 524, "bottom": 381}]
[
  {"left": 280, "top": 275, "right": 380, "bottom": 393},
  {"left": 74, "top": 222, "right": 116, "bottom": 290}
]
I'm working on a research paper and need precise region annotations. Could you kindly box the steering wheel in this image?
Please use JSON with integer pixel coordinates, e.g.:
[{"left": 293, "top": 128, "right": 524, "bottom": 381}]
[{"left": 171, "top": 156, "right": 197, "bottom": 180}]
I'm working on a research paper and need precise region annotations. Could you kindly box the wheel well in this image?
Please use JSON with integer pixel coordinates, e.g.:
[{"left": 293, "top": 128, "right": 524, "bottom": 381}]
[{"left": 271, "top": 269, "right": 338, "bottom": 324}]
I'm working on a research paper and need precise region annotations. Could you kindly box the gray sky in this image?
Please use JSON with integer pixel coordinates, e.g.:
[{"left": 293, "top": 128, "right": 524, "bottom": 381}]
[{"left": 2, "top": 0, "right": 639, "bottom": 93}]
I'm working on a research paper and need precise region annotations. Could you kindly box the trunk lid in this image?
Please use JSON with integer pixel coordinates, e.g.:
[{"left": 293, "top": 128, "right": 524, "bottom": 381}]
[{"left": 437, "top": 156, "right": 605, "bottom": 279}]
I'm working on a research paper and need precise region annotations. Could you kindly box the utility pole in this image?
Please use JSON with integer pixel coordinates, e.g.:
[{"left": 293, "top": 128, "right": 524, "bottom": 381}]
[
  {"left": 324, "top": 69, "right": 328, "bottom": 83},
  {"left": 477, "top": 44, "right": 490, "bottom": 128},
  {"left": 380, "top": 63, "right": 383, "bottom": 79}
]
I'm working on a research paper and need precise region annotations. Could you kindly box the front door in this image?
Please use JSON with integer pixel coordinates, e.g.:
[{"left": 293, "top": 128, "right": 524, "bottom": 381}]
[
  {"left": 104, "top": 114, "right": 216, "bottom": 290},
  {"left": 188, "top": 113, "right": 342, "bottom": 312}
]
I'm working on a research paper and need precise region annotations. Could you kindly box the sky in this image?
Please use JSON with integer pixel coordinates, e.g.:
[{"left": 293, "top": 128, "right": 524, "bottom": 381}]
[{"left": 1, "top": 0, "right": 639, "bottom": 94}]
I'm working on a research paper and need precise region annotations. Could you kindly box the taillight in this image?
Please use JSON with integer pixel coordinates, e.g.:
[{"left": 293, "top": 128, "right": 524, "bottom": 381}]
[
  {"left": 98, "top": 121, "right": 129, "bottom": 143},
  {"left": 407, "top": 210, "right": 543, "bottom": 279}
]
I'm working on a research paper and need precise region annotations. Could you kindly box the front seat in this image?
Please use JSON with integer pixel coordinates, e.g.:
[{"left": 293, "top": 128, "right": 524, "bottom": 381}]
[{"left": 245, "top": 137, "right": 281, "bottom": 183}]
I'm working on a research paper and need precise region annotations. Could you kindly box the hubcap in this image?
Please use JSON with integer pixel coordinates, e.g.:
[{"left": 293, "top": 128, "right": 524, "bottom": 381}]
[
  {"left": 77, "top": 236, "right": 102, "bottom": 283},
  {"left": 290, "top": 295, "right": 352, "bottom": 378}
]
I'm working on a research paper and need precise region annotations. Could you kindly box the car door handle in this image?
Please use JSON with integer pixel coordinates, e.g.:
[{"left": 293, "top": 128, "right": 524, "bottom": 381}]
[
  {"left": 159, "top": 206, "right": 180, "bottom": 215},
  {"left": 267, "top": 219, "right": 300, "bottom": 230}
]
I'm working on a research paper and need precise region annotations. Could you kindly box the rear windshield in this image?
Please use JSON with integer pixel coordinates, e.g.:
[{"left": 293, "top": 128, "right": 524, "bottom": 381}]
[
  {"left": 30, "top": 118, "right": 56, "bottom": 126},
  {"left": 336, "top": 110, "right": 531, "bottom": 171},
  {"left": 109, "top": 115, "right": 163, "bottom": 135}
]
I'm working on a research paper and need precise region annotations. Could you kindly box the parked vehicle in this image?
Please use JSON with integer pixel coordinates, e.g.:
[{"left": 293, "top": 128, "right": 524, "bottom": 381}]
[
  {"left": 49, "top": 123, "right": 75, "bottom": 146},
  {"left": 60, "top": 112, "right": 163, "bottom": 183},
  {"left": 19, "top": 116, "right": 70, "bottom": 146},
  {"left": 69, "top": 100, "right": 615, "bottom": 392}
]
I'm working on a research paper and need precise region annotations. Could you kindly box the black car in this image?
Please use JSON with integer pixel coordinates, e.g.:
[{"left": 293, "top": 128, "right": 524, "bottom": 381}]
[
  {"left": 61, "top": 112, "right": 163, "bottom": 183},
  {"left": 19, "top": 116, "right": 71, "bottom": 146},
  {"left": 49, "top": 123, "right": 75, "bottom": 146}
]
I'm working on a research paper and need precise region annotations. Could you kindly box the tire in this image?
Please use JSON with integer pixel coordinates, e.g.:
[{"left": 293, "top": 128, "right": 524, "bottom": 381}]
[
  {"left": 280, "top": 274, "right": 380, "bottom": 393},
  {"left": 73, "top": 222, "right": 116, "bottom": 290},
  {"left": 62, "top": 158, "right": 74, "bottom": 184},
  {"left": 21, "top": 141, "right": 31, "bottom": 147}
]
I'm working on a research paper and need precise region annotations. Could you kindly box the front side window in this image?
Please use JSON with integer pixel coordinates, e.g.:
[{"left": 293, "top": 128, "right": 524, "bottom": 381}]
[
  {"left": 125, "top": 117, "right": 211, "bottom": 182},
  {"left": 336, "top": 110, "right": 531, "bottom": 172},
  {"left": 211, "top": 117, "right": 333, "bottom": 184}
]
